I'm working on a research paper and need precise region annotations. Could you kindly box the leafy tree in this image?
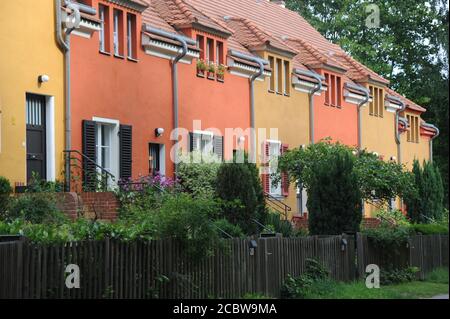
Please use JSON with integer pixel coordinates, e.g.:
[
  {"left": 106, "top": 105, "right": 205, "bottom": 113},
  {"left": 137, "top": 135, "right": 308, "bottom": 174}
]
[
  {"left": 286, "top": 0, "right": 449, "bottom": 206},
  {"left": 278, "top": 141, "right": 413, "bottom": 207},
  {"left": 307, "top": 147, "right": 362, "bottom": 235},
  {"left": 0, "top": 176, "right": 12, "bottom": 219},
  {"left": 215, "top": 156, "right": 267, "bottom": 235}
]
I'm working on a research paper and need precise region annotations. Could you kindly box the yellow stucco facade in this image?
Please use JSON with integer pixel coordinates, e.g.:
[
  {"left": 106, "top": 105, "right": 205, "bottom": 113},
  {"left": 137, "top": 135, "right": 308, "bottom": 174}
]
[
  {"left": 253, "top": 51, "right": 310, "bottom": 218},
  {"left": 401, "top": 110, "right": 431, "bottom": 170},
  {"left": 0, "top": 0, "right": 65, "bottom": 186}
]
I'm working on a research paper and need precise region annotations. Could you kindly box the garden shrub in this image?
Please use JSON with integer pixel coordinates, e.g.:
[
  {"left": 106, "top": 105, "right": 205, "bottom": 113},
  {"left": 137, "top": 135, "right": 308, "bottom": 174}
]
[
  {"left": 379, "top": 267, "right": 419, "bottom": 285},
  {"left": 26, "top": 173, "right": 64, "bottom": 193},
  {"left": 177, "top": 151, "right": 221, "bottom": 199},
  {"left": 410, "top": 223, "right": 449, "bottom": 235},
  {"left": 281, "top": 258, "right": 332, "bottom": 299},
  {"left": 265, "top": 212, "right": 293, "bottom": 237},
  {"left": 215, "top": 158, "right": 267, "bottom": 235},
  {"left": 212, "top": 218, "right": 244, "bottom": 238},
  {"left": 6, "top": 193, "right": 67, "bottom": 224},
  {"left": 0, "top": 176, "right": 12, "bottom": 219},
  {"left": 307, "top": 148, "right": 362, "bottom": 235},
  {"left": 405, "top": 160, "right": 445, "bottom": 223}
]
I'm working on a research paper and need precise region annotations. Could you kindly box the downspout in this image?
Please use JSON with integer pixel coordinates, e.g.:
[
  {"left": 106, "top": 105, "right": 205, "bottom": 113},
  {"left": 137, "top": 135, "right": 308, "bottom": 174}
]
[
  {"left": 388, "top": 95, "right": 406, "bottom": 165},
  {"left": 422, "top": 123, "right": 440, "bottom": 162},
  {"left": 345, "top": 83, "right": 370, "bottom": 150},
  {"left": 229, "top": 50, "right": 268, "bottom": 163},
  {"left": 293, "top": 69, "right": 323, "bottom": 144},
  {"left": 143, "top": 25, "right": 196, "bottom": 173},
  {"left": 56, "top": 0, "right": 96, "bottom": 189}
]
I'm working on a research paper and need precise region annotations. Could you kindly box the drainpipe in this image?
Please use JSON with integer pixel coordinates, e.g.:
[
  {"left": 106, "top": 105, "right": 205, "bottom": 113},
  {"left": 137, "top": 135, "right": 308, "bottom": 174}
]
[
  {"left": 345, "top": 83, "right": 370, "bottom": 150},
  {"left": 388, "top": 95, "right": 406, "bottom": 165},
  {"left": 143, "top": 25, "right": 196, "bottom": 173},
  {"left": 229, "top": 50, "right": 268, "bottom": 163},
  {"left": 56, "top": 0, "right": 96, "bottom": 190},
  {"left": 293, "top": 69, "right": 323, "bottom": 144},
  {"left": 422, "top": 123, "right": 440, "bottom": 162}
]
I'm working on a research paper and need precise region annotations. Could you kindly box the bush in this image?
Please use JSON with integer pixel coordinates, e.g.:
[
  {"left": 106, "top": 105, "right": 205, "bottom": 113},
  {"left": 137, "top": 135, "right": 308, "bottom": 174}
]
[
  {"left": 212, "top": 218, "right": 244, "bottom": 238},
  {"left": 410, "top": 223, "right": 449, "bottom": 235},
  {"left": 177, "top": 151, "right": 222, "bottom": 199},
  {"left": 405, "top": 160, "right": 445, "bottom": 223},
  {"left": 379, "top": 267, "right": 419, "bottom": 285},
  {"left": 0, "top": 176, "right": 12, "bottom": 219},
  {"left": 265, "top": 212, "right": 293, "bottom": 237},
  {"left": 26, "top": 173, "right": 64, "bottom": 193},
  {"left": 216, "top": 157, "right": 267, "bottom": 235},
  {"left": 281, "top": 258, "right": 331, "bottom": 299},
  {"left": 307, "top": 148, "right": 362, "bottom": 235},
  {"left": 7, "top": 193, "right": 67, "bottom": 224}
]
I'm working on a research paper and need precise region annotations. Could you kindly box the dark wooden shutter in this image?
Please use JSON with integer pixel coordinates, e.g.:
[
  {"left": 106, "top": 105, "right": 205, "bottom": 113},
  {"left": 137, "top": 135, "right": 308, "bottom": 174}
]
[
  {"left": 261, "top": 141, "right": 270, "bottom": 193},
  {"left": 281, "top": 143, "right": 289, "bottom": 197},
  {"left": 213, "top": 136, "right": 224, "bottom": 161},
  {"left": 82, "top": 120, "right": 97, "bottom": 191},
  {"left": 189, "top": 132, "right": 200, "bottom": 152},
  {"left": 120, "top": 124, "right": 132, "bottom": 180}
]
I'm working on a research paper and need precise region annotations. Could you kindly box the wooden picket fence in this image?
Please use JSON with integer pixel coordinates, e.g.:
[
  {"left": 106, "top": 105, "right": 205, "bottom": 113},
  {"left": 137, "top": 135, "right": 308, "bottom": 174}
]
[
  {"left": 0, "top": 235, "right": 355, "bottom": 299},
  {"left": 357, "top": 234, "right": 449, "bottom": 280},
  {"left": 0, "top": 234, "right": 447, "bottom": 299}
]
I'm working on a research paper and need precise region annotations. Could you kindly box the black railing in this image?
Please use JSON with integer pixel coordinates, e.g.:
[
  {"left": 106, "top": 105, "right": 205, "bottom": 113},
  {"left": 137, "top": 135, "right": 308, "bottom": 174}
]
[
  {"left": 264, "top": 192, "right": 291, "bottom": 221},
  {"left": 64, "top": 150, "right": 115, "bottom": 192}
]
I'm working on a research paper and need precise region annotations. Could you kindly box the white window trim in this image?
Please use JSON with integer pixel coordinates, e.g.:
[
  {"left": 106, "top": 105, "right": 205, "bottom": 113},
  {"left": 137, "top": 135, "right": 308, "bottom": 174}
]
[
  {"left": 45, "top": 96, "right": 55, "bottom": 182},
  {"left": 113, "top": 10, "right": 120, "bottom": 56},
  {"left": 92, "top": 117, "right": 120, "bottom": 183},
  {"left": 127, "top": 14, "right": 133, "bottom": 58},
  {"left": 99, "top": 6, "right": 106, "bottom": 52},
  {"left": 267, "top": 140, "right": 282, "bottom": 197}
]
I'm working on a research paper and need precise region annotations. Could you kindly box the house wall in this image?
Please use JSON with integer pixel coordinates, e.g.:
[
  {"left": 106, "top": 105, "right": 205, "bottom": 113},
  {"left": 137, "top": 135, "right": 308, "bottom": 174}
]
[
  {"left": 313, "top": 70, "right": 358, "bottom": 147},
  {"left": 0, "top": 0, "right": 65, "bottom": 185},
  {"left": 254, "top": 51, "right": 310, "bottom": 217},
  {"left": 401, "top": 110, "right": 431, "bottom": 170}
]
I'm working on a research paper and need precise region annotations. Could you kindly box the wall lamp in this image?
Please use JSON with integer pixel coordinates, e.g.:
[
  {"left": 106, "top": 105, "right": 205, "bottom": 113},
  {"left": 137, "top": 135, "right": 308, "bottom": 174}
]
[
  {"left": 155, "top": 128, "right": 165, "bottom": 137},
  {"left": 38, "top": 75, "right": 50, "bottom": 83}
]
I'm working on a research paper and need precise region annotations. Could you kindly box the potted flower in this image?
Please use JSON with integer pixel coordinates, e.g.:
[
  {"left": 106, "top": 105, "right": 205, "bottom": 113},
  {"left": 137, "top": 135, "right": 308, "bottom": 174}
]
[
  {"left": 216, "top": 64, "right": 226, "bottom": 82},
  {"left": 196, "top": 59, "right": 207, "bottom": 77},
  {"left": 207, "top": 62, "right": 216, "bottom": 80}
]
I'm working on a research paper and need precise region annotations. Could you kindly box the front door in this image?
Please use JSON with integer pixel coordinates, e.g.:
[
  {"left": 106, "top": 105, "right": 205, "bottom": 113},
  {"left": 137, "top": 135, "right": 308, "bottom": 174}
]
[{"left": 26, "top": 94, "right": 46, "bottom": 182}]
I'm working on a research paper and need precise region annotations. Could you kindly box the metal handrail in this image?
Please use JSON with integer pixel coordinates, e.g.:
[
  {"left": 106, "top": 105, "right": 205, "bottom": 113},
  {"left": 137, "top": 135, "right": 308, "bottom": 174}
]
[
  {"left": 64, "top": 150, "right": 115, "bottom": 192},
  {"left": 264, "top": 192, "right": 291, "bottom": 220}
]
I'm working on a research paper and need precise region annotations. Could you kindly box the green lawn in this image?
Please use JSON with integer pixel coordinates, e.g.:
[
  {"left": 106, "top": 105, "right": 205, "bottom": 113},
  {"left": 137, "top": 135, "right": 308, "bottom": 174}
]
[{"left": 306, "top": 268, "right": 449, "bottom": 299}]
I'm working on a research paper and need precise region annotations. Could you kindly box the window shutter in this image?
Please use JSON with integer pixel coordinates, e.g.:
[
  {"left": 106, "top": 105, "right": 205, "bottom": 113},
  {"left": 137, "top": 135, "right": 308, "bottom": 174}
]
[
  {"left": 213, "top": 136, "right": 224, "bottom": 161},
  {"left": 120, "top": 124, "right": 132, "bottom": 180},
  {"left": 82, "top": 120, "right": 97, "bottom": 191},
  {"left": 189, "top": 132, "right": 201, "bottom": 152},
  {"left": 261, "top": 141, "right": 270, "bottom": 193},
  {"left": 281, "top": 144, "right": 289, "bottom": 197}
]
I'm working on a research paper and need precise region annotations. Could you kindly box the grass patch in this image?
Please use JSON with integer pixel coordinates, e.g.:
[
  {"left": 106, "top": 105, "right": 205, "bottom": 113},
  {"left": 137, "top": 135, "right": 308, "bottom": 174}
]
[{"left": 305, "top": 268, "right": 448, "bottom": 299}]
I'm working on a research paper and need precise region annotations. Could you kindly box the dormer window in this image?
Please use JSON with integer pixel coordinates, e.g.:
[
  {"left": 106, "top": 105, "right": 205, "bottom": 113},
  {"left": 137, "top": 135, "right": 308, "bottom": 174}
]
[
  {"left": 407, "top": 114, "right": 419, "bottom": 143},
  {"left": 324, "top": 72, "right": 342, "bottom": 107},
  {"left": 369, "top": 86, "right": 384, "bottom": 117},
  {"left": 268, "top": 55, "right": 290, "bottom": 97},
  {"left": 196, "top": 34, "right": 226, "bottom": 82}
]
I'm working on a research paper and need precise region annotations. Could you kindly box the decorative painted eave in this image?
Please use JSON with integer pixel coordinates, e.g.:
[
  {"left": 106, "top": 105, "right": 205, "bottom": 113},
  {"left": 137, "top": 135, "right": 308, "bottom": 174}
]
[
  {"left": 385, "top": 97, "right": 403, "bottom": 113},
  {"left": 421, "top": 122, "right": 438, "bottom": 137},
  {"left": 343, "top": 82, "right": 370, "bottom": 105},
  {"left": 62, "top": 8, "right": 101, "bottom": 39},
  {"left": 226, "top": 56, "right": 271, "bottom": 81},
  {"left": 141, "top": 33, "right": 200, "bottom": 64},
  {"left": 398, "top": 116, "right": 409, "bottom": 132},
  {"left": 108, "top": 0, "right": 149, "bottom": 12},
  {"left": 291, "top": 75, "right": 327, "bottom": 95}
]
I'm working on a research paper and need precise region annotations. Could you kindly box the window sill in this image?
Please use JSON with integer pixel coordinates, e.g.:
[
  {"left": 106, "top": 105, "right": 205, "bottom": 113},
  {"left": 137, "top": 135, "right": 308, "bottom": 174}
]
[
  {"left": 114, "top": 54, "right": 125, "bottom": 59},
  {"left": 127, "top": 57, "right": 138, "bottom": 63},
  {"left": 268, "top": 89, "right": 275, "bottom": 94},
  {"left": 284, "top": 93, "right": 290, "bottom": 97},
  {"left": 99, "top": 50, "right": 111, "bottom": 56},
  {"left": 276, "top": 92, "right": 283, "bottom": 96}
]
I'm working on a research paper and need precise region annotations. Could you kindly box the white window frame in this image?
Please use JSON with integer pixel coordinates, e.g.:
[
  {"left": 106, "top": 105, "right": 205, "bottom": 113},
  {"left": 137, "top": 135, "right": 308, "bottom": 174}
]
[
  {"left": 193, "top": 130, "right": 214, "bottom": 155},
  {"left": 99, "top": 5, "right": 106, "bottom": 52},
  {"left": 113, "top": 10, "right": 120, "bottom": 56},
  {"left": 267, "top": 140, "right": 282, "bottom": 197},
  {"left": 127, "top": 14, "right": 133, "bottom": 58},
  {"left": 92, "top": 117, "right": 120, "bottom": 184}
]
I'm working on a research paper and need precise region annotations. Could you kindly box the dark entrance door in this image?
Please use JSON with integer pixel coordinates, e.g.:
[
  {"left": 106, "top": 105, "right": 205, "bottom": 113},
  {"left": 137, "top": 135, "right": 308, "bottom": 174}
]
[{"left": 26, "top": 93, "right": 46, "bottom": 182}]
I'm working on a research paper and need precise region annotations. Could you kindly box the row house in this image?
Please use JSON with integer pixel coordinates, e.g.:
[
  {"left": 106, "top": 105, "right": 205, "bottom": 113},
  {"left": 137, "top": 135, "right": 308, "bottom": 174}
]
[
  {"left": 0, "top": 0, "right": 439, "bottom": 221},
  {"left": 0, "top": 0, "right": 65, "bottom": 188}
]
